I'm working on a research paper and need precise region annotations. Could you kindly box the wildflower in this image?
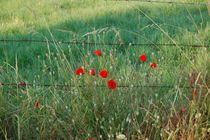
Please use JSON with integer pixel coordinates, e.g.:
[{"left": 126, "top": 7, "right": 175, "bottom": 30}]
[
  {"left": 107, "top": 80, "right": 117, "bottom": 89},
  {"left": 150, "top": 62, "right": 157, "bottom": 68},
  {"left": 139, "top": 54, "right": 147, "bottom": 62},
  {"left": 181, "top": 107, "right": 187, "bottom": 112},
  {"left": 19, "top": 82, "right": 25, "bottom": 86},
  {"left": 135, "top": 111, "right": 139, "bottom": 115},
  {"left": 87, "top": 138, "right": 94, "bottom": 140},
  {"left": 116, "top": 134, "right": 127, "bottom": 140},
  {"left": 195, "top": 113, "right": 201, "bottom": 119},
  {"left": 89, "top": 69, "right": 96, "bottom": 76},
  {"left": 192, "top": 89, "right": 198, "bottom": 96},
  {"left": 93, "top": 50, "right": 102, "bottom": 56},
  {"left": 34, "top": 102, "right": 40, "bottom": 107},
  {"left": 76, "top": 68, "right": 85, "bottom": 75},
  {"left": 99, "top": 70, "right": 109, "bottom": 78}
]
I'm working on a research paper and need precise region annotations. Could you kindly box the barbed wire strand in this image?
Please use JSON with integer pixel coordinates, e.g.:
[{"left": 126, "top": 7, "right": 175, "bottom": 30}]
[
  {"left": 108, "top": 0, "right": 209, "bottom": 6},
  {"left": 0, "top": 83, "right": 209, "bottom": 89},
  {"left": 0, "top": 40, "right": 209, "bottom": 48}
]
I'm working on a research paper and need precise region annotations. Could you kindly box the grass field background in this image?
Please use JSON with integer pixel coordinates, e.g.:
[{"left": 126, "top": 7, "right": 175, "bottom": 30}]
[{"left": 0, "top": 0, "right": 209, "bottom": 139}]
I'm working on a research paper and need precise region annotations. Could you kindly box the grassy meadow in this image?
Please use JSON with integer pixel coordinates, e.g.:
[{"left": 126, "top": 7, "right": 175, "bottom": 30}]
[{"left": 0, "top": 0, "right": 209, "bottom": 139}]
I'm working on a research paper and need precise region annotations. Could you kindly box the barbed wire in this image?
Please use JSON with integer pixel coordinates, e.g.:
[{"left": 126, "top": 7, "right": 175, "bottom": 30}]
[
  {"left": 0, "top": 83, "right": 209, "bottom": 89},
  {"left": 0, "top": 39, "right": 209, "bottom": 48},
  {"left": 107, "top": 0, "right": 209, "bottom": 5}
]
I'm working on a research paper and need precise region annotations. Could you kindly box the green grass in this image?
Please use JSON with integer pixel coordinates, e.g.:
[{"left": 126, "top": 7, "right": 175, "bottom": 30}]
[{"left": 0, "top": 0, "right": 209, "bottom": 139}]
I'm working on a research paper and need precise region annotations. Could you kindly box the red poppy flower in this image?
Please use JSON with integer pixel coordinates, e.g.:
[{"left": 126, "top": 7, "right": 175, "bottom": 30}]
[
  {"left": 34, "top": 102, "right": 40, "bottom": 107},
  {"left": 192, "top": 89, "right": 198, "bottom": 96},
  {"left": 150, "top": 62, "right": 157, "bottom": 68},
  {"left": 181, "top": 107, "right": 187, "bottom": 112},
  {"left": 139, "top": 54, "right": 147, "bottom": 62},
  {"left": 76, "top": 68, "right": 85, "bottom": 75},
  {"left": 99, "top": 70, "right": 108, "bottom": 78},
  {"left": 19, "top": 82, "right": 25, "bottom": 86},
  {"left": 94, "top": 50, "right": 102, "bottom": 56},
  {"left": 87, "top": 138, "right": 94, "bottom": 140},
  {"left": 108, "top": 80, "right": 117, "bottom": 89},
  {"left": 89, "top": 69, "right": 96, "bottom": 76}
]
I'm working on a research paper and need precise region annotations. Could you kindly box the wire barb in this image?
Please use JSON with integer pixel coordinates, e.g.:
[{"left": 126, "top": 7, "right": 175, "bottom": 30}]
[
  {"left": 0, "top": 40, "right": 209, "bottom": 48},
  {"left": 108, "top": 0, "right": 209, "bottom": 6},
  {"left": 0, "top": 83, "right": 209, "bottom": 89}
]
